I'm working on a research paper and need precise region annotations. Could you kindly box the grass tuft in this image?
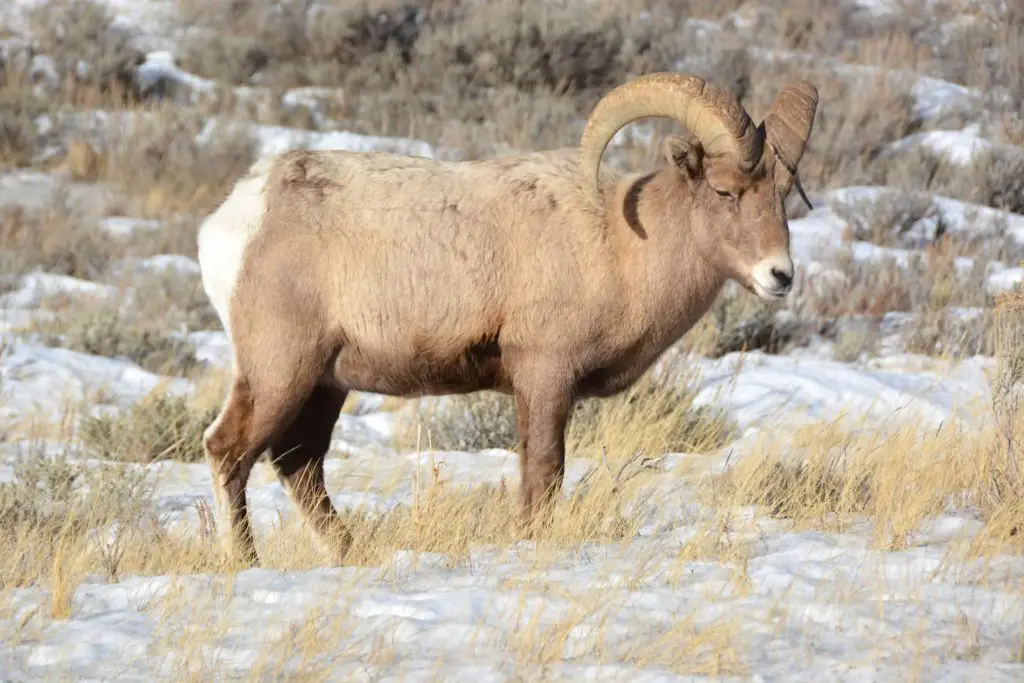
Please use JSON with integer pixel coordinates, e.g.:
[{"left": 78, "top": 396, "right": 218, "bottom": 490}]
[
  {"left": 20, "top": 302, "right": 202, "bottom": 377},
  {"left": 78, "top": 387, "right": 220, "bottom": 464}
]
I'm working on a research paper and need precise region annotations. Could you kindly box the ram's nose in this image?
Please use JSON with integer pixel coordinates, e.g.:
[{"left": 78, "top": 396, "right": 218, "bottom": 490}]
[{"left": 751, "top": 254, "right": 794, "bottom": 300}]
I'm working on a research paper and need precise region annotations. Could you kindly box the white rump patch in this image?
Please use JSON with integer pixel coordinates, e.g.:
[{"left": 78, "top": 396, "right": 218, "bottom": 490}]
[{"left": 196, "top": 172, "right": 269, "bottom": 341}]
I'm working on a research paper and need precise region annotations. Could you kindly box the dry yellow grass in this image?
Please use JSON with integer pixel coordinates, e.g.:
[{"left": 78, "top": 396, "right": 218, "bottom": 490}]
[{"left": 704, "top": 405, "right": 1023, "bottom": 556}]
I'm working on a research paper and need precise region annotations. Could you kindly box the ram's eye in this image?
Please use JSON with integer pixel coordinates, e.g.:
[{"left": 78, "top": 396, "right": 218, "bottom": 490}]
[{"left": 714, "top": 188, "right": 733, "bottom": 199}]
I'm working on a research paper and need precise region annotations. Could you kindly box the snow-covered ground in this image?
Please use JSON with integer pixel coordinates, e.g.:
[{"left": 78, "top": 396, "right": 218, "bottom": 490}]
[
  {"left": 1, "top": 331, "right": 1016, "bottom": 680},
  {"left": 4, "top": 525, "right": 1023, "bottom": 681},
  {"left": 1, "top": 0, "right": 1023, "bottom": 680}
]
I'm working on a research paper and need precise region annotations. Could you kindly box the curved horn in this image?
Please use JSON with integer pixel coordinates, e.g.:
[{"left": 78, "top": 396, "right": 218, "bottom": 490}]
[
  {"left": 579, "top": 72, "right": 763, "bottom": 207},
  {"left": 763, "top": 80, "right": 819, "bottom": 206}
]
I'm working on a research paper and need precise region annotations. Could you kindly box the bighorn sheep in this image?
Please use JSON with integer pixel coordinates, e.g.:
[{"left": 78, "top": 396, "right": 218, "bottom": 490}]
[{"left": 197, "top": 72, "right": 819, "bottom": 566}]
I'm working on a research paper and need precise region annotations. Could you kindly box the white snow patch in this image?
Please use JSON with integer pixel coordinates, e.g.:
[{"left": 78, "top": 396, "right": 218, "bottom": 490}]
[
  {"left": 827, "top": 186, "right": 1024, "bottom": 246},
  {"left": 135, "top": 50, "right": 217, "bottom": 102},
  {"left": 241, "top": 123, "right": 436, "bottom": 163},
  {"left": 98, "top": 216, "right": 164, "bottom": 237},
  {"left": 985, "top": 264, "right": 1024, "bottom": 294},
  {"left": 687, "top": 351, "right": 993, "bottom": 435},
  {"left": 0, "top": 272, "right": 121, "bottom": 310},
  {"left": 109, "top": 254, "right": 201, "bottom": 278},
  {"left": 0, "top": 342, "right": 189, "bottom": 422},
  {"left": 187, "top": 330, "right": 232, "bottom": 368},
  {"left": 883, "top": 126, "right": 1013, "bottom": 165},
  {"left": 280, "top": 87, "right": 346, "bottom": 128},
  {"left": 3, "top": 525, "right": 1021, "bottom": 680}
]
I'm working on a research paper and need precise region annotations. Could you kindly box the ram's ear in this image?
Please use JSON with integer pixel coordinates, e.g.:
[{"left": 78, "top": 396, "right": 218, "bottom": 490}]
[{"left": 663, "top": 133, "right": 704, "bottom": 181}]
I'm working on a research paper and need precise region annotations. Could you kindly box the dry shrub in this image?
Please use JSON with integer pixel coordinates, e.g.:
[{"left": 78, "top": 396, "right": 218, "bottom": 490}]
[
  {"left": 0, "top": 443, "right": 154, "bottom": 589},
  {"left": 408, "top": 2, "right": 652, "bottom": 95},
  {"left": 97, "top": 264, "right": 219, "bottom": 332},
  {"left": 102, "top": 107, "right": 255, "bottom": 216},
  {"left": 831, "top": 192, "right": 942, "bottom": 249},
  {"left": 65, "top": 138, "right": 104, "bottom": 181},
  {"left": 830, "top": 320, "right": 881, "bottom": 362},
  {"left": 0, "top": 199, "right": 118, "bottom": 280},
  {"left": 78, "top": 387, "right": 220, "bottom": 463},
  {"left": 395, "top": 391, "right": 520, "bottom": 452},
  {"left": 707, "top": 309, "right": 807, "bottom": 358},
  {"left": 797, "top": 235, "right": 998, "bottom": 359},
  {"left": 395, "top": 354, "right": 733, "bottom": 459},
  {"left": 0, "top": 69, "right": 46, "bottom": 169},
  {"left": 902, "top": 309, "right": 995, "bottom": 359},
  {"left": 25, "top": 0, "right": 145, "bottom": 99},
  {"left": 804, "top": 236, "right": 991, "bottom": 312},
  {"left": 876, "top": 145, "right": 1024, "bottom": 217},
  {"left": 992, "top": 288, "right": 1024, "bottom": 450},
  {"left": 178, "top": 0, "right": 675, "bottom": 92},
  {"left": 0, "top": 444, "right": 653, "bottom": 586},
  {"left": 707, "top": 412, "right": 1024, "bottom": 554},
  {"left": 173, "top": 0, "right": 752, "bottom": 150},
  {"left": 933, "top": 1, "right": 1024, "bottom": 97},
  {"left": 138, "top": 269, "right": 219, "bottom": 331},
  {"left": 931, "top": 149, "right": 1024, "bottom": 217},
  {"left": 0, "top": 412, "right": 660, "bottom": 585},
  {"left": 566, "top": 358, "right": 734, "bottom": 458},
  {"left": 105, "top": 214, "right": 208, "bottom": 261},
  {"left": 19, "top": 300, "right": 201, "bottom": 377},
  {"left": 737, "top": 0, "right": 880, "bottom": 56},
  {"left": 692, "top": 283, "right": 810, "bottom": 359}
]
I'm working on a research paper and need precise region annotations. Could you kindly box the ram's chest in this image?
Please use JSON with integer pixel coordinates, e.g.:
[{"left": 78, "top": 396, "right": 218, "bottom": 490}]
[{"left": 573, "top": 336, "right": 664, "bottom": 399}]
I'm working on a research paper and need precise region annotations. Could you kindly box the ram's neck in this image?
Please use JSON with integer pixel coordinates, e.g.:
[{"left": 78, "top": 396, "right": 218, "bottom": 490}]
[{"left": 607, "top": 170, "right": 726, "bottom": 353}]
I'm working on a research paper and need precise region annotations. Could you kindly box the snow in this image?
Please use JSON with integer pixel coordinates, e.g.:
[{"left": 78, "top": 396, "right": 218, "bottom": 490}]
[
  {"left": 0, "top": 341, "right": 190, "bottom": 423},
  {"left": 280, "top": 87, "right": 346, "bottom": 129},
  {"left": 240, "top": 123, "right": 437, "bottom": 164},
  {"left": 782, "top": 186, "right": 1024, "bottom": 295},
  {"left": 883, "top": 122, "right": 1024, "bottom": 169},
  {"left": 108, "top": 254, "right": 201, "bottom": 278},
  {"left": 823, "top": 186, "right": 1024, "bottom": 247},
  {"left": 0, "top": 169, "right": 114, "bottom": 215},
  {"left": 98, "top": 216, "right": 164, "bottom": 237},
  {"left": 0, "top": 272, "right": 120, "bottom": 310},
  {"left": 186, "top": 330, "right": 232, "bottom": 368},
  {"left": 134, "top": 51, "right": 217, "bottom": 103},
  {"left": 883, "top": 127, "right": 1009, "bottom": 166},
  {"left": 985, "top": 264, "right": 1024, "bottom": 294},
  {"left": 850, "top": 0, "right": 904, "bottom": 15},
  {"left": 686, "top": 351, "right": 993, "bottom": 436}
]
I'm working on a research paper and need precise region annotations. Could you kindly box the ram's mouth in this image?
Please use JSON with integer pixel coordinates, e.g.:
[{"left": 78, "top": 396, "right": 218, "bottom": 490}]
[{"left": 749, "top": 278, "right": 790, "bottom": 301}]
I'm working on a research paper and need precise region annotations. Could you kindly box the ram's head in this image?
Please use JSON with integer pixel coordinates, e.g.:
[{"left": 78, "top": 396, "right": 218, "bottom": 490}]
[{"left": 580, "top": 72, "right": 819, "bottom": 301}]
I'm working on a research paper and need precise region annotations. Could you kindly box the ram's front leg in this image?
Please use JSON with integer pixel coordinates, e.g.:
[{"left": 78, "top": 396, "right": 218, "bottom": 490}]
[{"left": 513, "top": 376, "right": 573, "bottom": 532}]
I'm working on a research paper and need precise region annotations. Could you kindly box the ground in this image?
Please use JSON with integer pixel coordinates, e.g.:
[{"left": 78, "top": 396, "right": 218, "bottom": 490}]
[{"left": 1, "top": 0, "right": 1023, "bottom": 681}]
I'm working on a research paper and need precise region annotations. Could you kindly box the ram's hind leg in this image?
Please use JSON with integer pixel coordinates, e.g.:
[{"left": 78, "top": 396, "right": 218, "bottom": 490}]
[
  {"left": 268, "top": 385, "right": 352, "bottom": 564},
  {"left": 203, "top": 354, "right": 325, "bottom": 567}
]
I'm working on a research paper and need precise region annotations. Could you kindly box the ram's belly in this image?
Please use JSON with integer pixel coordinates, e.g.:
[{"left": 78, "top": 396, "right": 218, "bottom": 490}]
[{"left": 329, "top": 333, "right": 509, "bottom": 397}]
